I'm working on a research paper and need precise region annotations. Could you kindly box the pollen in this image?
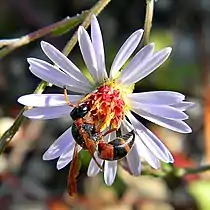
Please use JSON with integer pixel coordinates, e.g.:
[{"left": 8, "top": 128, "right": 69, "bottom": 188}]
[{"left": 86, "top": 83, "right": 126, "bottom": 131}]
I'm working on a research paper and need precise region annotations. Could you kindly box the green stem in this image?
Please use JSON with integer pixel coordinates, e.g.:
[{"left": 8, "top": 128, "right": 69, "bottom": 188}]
[
  {"left": 142, "top": 0, "right": 154, "bottom": 46},
  {"left": 62, "top": 0, "right": 111, "bottom": 56},
  {"left": 0, "top": 12, "right": 88, "bottom": 59},
  {"left": 0, "top": 38, "right": 20, "bottom": 48},
  {"left": 177, "top": 165, "right": 210, "bottom": 177},
  {"left": 141, "top": 164, "right": 210, "bottom": 178},
  {"left": 0, "top": 81, "right": 48, "bottom": 153},
  {"left": 0, "top": 0, "right": 111, "bottom": 154}
]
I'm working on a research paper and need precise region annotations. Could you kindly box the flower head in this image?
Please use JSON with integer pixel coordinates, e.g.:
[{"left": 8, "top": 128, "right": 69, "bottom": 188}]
[{"left": 18, "top": 15, "right": 194, "bottom": 186}]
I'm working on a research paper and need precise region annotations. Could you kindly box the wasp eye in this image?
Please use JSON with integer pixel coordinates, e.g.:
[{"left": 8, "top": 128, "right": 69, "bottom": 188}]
[{"left": 80, "top": 103, "right": 88, "bottom": 112}]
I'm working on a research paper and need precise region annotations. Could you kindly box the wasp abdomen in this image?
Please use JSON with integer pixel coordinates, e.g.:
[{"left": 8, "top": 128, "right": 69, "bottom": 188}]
[{"left": 97, "top": 130, "right": 135, "bottom": 161}]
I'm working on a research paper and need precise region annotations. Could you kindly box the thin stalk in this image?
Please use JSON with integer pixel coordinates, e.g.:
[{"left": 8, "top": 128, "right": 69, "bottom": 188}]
[
  {"left": 0, "top": 11, "right": 89, "bottom": 58},
  {"left": 142, "top": 0, "right": 154, "bottom": 46},
  {"left": 63, "top": 0, "right": 111, "bottom": 56}
]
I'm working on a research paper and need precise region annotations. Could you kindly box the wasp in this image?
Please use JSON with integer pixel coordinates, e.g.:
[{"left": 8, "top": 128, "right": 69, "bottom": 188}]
[
  {"left": 70, "top": 101, "right": 103, "bottom": 169},
  {"left": 63, "top": 87, "right": 135, "bottom": 196},
  {"left": 63, "top": 88, "right": 102, "bottom": 196},
  {"left": 70, "top": 103, "right": 135, "bottom": 160}
]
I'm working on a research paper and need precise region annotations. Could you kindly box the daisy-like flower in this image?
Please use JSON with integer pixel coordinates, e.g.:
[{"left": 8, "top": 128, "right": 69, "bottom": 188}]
[{"left": 18, "top": 15, "right": 194, "bottom": 186}]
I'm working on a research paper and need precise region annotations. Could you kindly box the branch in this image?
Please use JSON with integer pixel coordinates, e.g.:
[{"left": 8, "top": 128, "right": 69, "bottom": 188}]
[
  {"left": 0, "top": 81, "right": 48, "bottom": 153},
  {"left": 141, "top": 163, "right": 210, "bottom": 178},
  {"left": 142, "top": 0, "right": 154, "bottom": 46},
  {"left": 62, "top": 0, "right": 111, "bottom": 56},
  {"left": 0, "top": 11, "right": 89, "bottom": 59},
  {"left": 177, "top": 165, "right": 210, "bottom": 177}
]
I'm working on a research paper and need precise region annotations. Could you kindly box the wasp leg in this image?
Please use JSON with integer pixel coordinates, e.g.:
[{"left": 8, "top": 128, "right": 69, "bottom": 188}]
[
  {"left": 67, "top": 144, "right": 79, "bottom": 197},
  {"left": 78, "top": 128, "right": 103, "bottom": 171},
  {"left": 83, "top": 117, "right": 95, "bottom": 125},
  {"left": 90, "top": 150, "right": 103, "bottom": 171},
  {"left": 63, "top": 86, "right": 75, "bottom": 107},
  {"left": 102, "top": 128, "right": 117, "bottom": 137},
  {"left": 84, "top": 136, "right": 103, "bottom": 171}
]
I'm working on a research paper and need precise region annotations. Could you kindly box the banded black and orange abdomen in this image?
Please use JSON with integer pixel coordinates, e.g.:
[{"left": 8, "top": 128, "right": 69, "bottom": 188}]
[{"left": 97, "top": 130, "right": 135, "bottom": 160}]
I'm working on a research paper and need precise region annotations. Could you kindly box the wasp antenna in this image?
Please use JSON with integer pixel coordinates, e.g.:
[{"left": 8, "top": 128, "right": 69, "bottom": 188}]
[
  {"left": 63, "top": 86, "right": 75, "bottom": 107},
  {"left": 78, "top": 92, "right": 92, "bottom": 103}
]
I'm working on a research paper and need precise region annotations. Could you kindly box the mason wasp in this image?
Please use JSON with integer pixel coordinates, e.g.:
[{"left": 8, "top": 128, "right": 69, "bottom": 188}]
[{"left": 63, "top": 87, "right": 135, "bottom": 196}]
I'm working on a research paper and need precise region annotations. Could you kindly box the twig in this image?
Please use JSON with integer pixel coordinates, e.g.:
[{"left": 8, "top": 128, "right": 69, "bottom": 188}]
[
  {"left": 141, "top": 164, "right": 210, "bottom": 178},
  {"left": 0, "top": 11, "right": 89, "bottom": 58},
  {"left": 0, "top": 81, "right": 48, "bottom": 153},
  {"left": 177, "top": 165, "right": 210, "bottom": 177},
  {"left": 142, "top": 0, "right": 154, "bottom": 46},
  {"left": 0, "top": 38, "right": 20, "bottom": 48},
  {"left": 62, "top": 0, "right": 111, "bottom": 56}
]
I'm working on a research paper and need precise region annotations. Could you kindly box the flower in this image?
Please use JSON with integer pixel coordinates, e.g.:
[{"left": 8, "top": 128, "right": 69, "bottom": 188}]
[{"left": 18, "top": 15, "right": 194, "bottom": 186}]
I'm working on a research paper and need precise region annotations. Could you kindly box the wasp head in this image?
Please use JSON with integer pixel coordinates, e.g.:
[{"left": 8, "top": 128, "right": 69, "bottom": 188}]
[{"left": 70, "top": 102, "right": 90, "bottom": 120}]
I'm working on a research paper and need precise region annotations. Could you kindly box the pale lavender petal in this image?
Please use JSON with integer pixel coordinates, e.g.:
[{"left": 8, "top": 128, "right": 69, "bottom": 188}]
[
  {"left": 18, "top": 94, "right": 83, "bottom": 107},
  {"left": 120, "top": 158, "right": 133, "bottom": 175},
  {"left": 126, "top": 144, "right": 141, "bottom": 176},
  {"left": 87, "top": 152, "right": 104, "bottom": 177},
  {"left": 132, "top": 108, "right": 192, "bottom": 133},
  {"left": 117, "top": 43, "right": 154, "bottom": 83},
  {"left": 118, "top": 47, "right": 172, "bottom": 86},
  {"left": 127, "top": 112, "right": 174, "bottom": 163},
  {"left": 122, "top": 119, "right": 160, "bottom": 169},
  {"left": 135, "top": 136, "right": 160, "bottom": 169},
  {"left": 27, "top": 58, "right": 90, "bottom": 94},
  {"left": 91, "top": 15, "right": 108, "bottom": 82},
  {"left": 166, "top": 149, "right": 174, "bottom": 163},
  {"left": 125, "top": 91, "right": 185, "bottom": 105},
  {"left": 23, "top": 106, "right": 72, "bottom": 119},
  {"left": 104, "top": 160, "right": 118, "bottom": 186},
  {"left": 130, "top": 101, "right": 188, "bottom": 120},
  {"left": 57, "top": 144, "right": 82, "bottom": 170},
  {"left": 109, "top": 29, "right": 144, "bottom": 79},
  {"left": 41, "top": 41, "right": 92, "bottom": 87},
  {"left": 107, "top": 129, "right": 116, "bottom": 142},
  {"left": 121, "top": 120, "right": 141, "bottom": 175},
  {"left": 171, "top": 101, "right": 196, "bottom": 111},
  {"left": 78, "top": 26, "right": 99, "bottom": 82},
  {"left": 42, "top": 127, "right": 74, "bottom": 160},
  {"left": 103, "top": 131, "right": 117, "bottom": 185}
]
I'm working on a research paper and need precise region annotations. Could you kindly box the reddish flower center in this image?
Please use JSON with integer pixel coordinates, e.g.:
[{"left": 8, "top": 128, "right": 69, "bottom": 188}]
[{"left": 86, "top": 84, "right": 125, "bottom": 131}]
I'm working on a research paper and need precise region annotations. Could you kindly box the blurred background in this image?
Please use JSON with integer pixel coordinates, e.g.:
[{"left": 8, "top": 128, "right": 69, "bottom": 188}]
[{"left": 0, "top": 0, "right": 208, "bottom": 209}]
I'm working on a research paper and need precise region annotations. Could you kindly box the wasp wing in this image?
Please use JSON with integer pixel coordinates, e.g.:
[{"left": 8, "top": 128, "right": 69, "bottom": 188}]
[{"left": 67, "top": 143, "right": 79, "bottom": 197}]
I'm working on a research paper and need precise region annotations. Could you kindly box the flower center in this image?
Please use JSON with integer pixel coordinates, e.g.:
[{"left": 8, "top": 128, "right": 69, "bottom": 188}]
[
  {"left": 86, "top": 82, "right": 126, "bottom": 131},
  {"left": 83, "top": 80, "right": 135, "bottom": 131}
]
